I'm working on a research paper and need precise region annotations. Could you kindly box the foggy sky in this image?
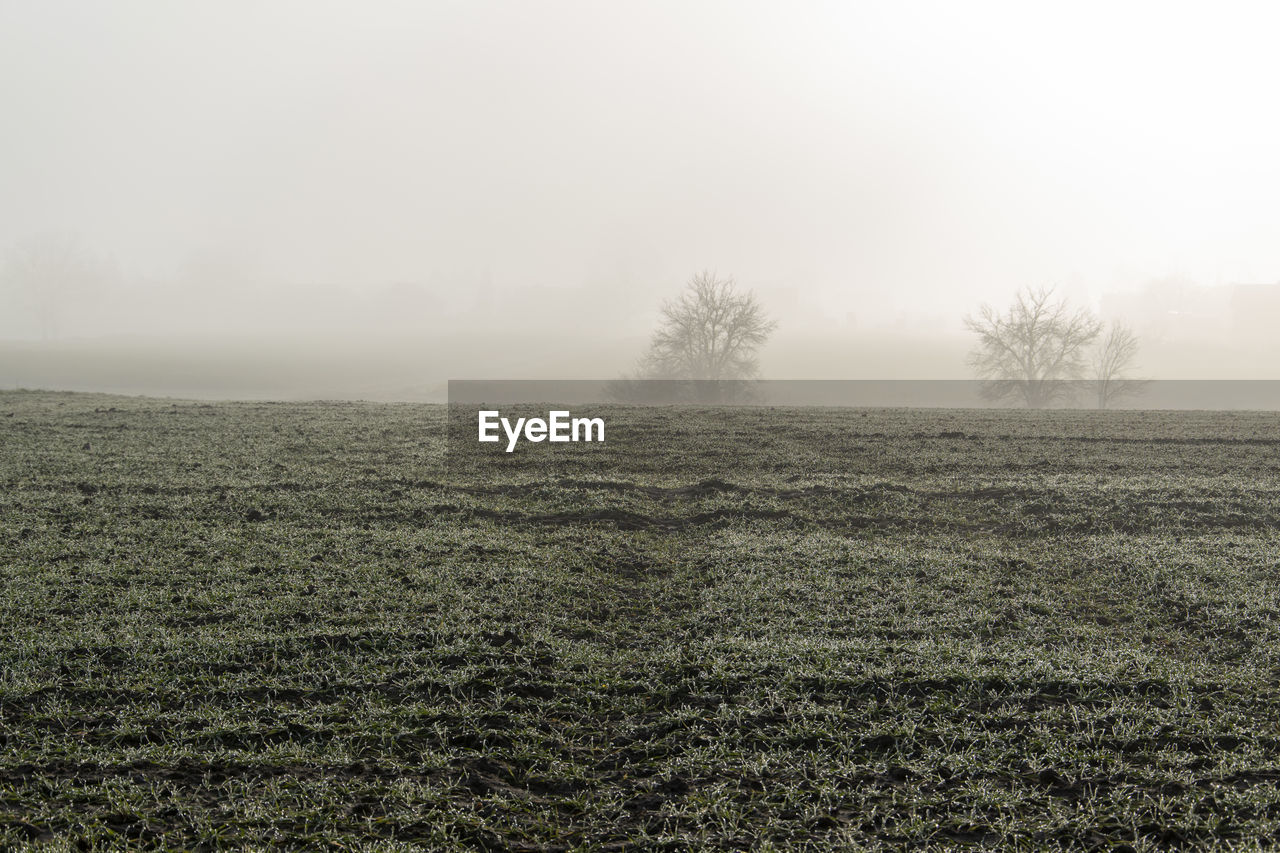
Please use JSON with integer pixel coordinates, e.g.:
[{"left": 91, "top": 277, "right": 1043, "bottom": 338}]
[{"left": 3, "top": 1, "right": 1280, "bottom": 390}]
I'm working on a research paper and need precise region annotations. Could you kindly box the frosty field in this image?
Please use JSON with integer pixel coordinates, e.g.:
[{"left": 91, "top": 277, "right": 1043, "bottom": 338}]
[{"left": 2, "top": 391, "right": 1280, "bottom": 850}]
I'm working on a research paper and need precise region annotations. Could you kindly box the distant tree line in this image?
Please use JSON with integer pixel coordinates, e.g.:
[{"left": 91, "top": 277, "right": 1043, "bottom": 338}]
[
  {"left": 8, "top": 226, "right": 1151, "bottom": 413},
  {"left": 1, "top": 232, "right": 104, "bottom": 340}
]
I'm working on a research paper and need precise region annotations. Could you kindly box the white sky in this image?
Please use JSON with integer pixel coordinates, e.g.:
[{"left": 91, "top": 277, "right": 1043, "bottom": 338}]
[{"left": 4, "top": 0, "right": 1280, "bottom": 327}]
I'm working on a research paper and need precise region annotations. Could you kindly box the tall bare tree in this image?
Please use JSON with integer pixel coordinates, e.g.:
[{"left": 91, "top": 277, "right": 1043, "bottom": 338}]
[
  {"left": 965, "top": 286, "right": 1102, "bottom": 408},
  {"left": 1092, "top": 321, "right": 1149, "bottom": 409},
  {"left": 640, "top": 271, "right": 776, "bottom": 400}
]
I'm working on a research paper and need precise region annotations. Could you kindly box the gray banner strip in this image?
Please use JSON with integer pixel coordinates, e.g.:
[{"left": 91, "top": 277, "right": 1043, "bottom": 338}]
[{"left": 449, "top": 380, "right": 1280, "bottom": 410}]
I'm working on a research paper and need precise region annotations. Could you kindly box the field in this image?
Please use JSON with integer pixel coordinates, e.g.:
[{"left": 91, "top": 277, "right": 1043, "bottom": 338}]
[{"left": 3, "top": 391, "right": 1280, "bottom": 850}]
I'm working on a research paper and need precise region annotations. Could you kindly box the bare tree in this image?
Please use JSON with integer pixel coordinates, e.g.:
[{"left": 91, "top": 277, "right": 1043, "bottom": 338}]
[
  {"left": 965, "top": 286, "right": 1102, "bottom": 408},
  {"left": 636, "top": 271, "right": 776, "bottom": 401},
  {"left": 2, "top": 233, "right": 99, "bottom": 339},
  {"left": 1092, "top": 321, "right": 1149, "bottom": 409}
]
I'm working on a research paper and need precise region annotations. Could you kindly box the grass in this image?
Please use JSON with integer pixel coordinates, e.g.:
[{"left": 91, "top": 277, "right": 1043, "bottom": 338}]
[{"left": 2, "top": 390, "right": 1280, "bottom": 849}]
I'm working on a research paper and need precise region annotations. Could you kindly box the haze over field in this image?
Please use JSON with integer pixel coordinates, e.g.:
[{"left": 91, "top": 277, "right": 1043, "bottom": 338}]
[{"left": 3, "top": 1, "right": 1279, "bottom": 395}]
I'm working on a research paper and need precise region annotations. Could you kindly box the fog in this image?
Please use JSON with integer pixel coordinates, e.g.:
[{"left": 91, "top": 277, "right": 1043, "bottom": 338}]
[{"left": 3, "top": 1, "right": 1279, "bottom": 397}]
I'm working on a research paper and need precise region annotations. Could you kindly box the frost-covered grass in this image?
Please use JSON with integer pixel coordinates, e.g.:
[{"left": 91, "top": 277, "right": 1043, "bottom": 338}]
[{"left": 2, "top": 391, "right": 1279, "bottom": 850}]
